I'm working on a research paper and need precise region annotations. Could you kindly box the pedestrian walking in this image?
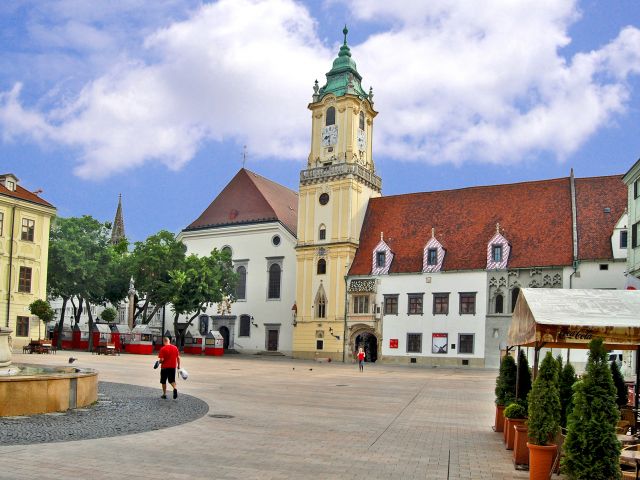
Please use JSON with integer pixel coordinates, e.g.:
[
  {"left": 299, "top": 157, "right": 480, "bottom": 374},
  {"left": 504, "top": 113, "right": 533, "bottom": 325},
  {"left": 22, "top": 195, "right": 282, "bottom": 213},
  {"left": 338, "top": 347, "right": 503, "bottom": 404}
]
[
  {"left": 357, "top": 347, "right": 365, "bottom": 372},
  {"left": 156, "top": 336, "right": 180, "bottom": 399}
]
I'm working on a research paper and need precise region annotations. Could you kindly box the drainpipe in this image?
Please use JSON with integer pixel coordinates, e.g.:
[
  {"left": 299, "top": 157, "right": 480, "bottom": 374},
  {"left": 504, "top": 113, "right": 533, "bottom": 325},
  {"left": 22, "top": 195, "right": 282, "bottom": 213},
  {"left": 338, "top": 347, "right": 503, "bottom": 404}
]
[
  {"left": 5, "top": 205, "right": 16, "bottom": 327},
  {"left": 342, "top": 268, "right": 349, "bottom": 363}
]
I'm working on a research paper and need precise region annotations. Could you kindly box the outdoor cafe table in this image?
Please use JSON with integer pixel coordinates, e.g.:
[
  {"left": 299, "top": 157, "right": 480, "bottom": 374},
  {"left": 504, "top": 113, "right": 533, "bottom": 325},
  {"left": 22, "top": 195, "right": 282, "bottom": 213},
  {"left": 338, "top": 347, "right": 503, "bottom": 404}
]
[
  {"left": 620, "top": 449, "right": 640, "bottom": 479},
  {"left": 619, "top": 434, "right": 637, "bottom": 446}
]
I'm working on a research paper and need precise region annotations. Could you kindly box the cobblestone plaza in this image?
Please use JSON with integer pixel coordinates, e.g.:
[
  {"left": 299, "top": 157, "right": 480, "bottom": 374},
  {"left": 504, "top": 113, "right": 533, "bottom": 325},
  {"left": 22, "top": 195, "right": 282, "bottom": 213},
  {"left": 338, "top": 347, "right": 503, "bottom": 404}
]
[{"left": 1, "top": 352, "right": 529, "bottom": 479}]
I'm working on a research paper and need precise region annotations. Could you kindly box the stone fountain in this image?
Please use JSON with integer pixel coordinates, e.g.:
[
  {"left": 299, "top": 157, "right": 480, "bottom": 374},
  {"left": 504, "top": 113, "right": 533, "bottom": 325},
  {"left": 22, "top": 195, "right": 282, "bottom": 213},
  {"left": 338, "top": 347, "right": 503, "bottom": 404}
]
[{"left": 0, "top": 327, "right": 98, "bottom": 416}]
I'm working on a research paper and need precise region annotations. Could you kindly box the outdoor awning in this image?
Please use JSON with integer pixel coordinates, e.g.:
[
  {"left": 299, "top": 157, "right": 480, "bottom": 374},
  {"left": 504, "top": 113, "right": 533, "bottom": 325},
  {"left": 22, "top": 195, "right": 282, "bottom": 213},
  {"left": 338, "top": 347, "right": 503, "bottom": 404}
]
[
  {"left": 92, "top": 323, "right": 112, "bottom": 333},
  {"left": 508, "top": 288, "right": 640, "bottom": 350}
]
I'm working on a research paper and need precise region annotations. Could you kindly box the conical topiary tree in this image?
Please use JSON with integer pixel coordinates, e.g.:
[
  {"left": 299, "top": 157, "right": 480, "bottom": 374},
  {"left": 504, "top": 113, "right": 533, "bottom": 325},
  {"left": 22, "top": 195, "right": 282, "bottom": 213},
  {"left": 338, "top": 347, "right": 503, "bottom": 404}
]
[
  {"left": 516, "top": 349, "right": 532, "bottom": 409},
  {"left": 562, "top": 338, "right": 621, "bottom": 479},
  {"left": 495, "top": 354, "right": 517, "bottom": 406},
  {"left": 610, "top": 359, "right": 628, "bottom": 407},
  {"left": 527, "top": 352, "right": 561, "bottom": 445},
  {"left": 559, "top": 361, "right": 577, "bottom": 428}
]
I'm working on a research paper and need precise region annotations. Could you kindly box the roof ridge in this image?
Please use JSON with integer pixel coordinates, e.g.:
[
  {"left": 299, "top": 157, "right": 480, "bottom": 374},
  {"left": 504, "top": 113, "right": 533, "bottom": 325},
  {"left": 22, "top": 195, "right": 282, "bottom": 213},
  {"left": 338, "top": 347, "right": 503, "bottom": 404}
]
[{"left": 242, "top": 168, "right": 298, "bottom": 197}]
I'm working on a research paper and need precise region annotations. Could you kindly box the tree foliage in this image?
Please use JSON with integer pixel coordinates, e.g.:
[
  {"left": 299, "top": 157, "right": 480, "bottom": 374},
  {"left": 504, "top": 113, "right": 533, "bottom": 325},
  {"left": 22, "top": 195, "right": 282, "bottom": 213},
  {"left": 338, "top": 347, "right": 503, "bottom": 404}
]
[
  {"left": 610, "top": 360, "right": 628, "bottom": 407},
  {"left": 562, "top": 338, "right": 621, "bottom": 479},
  {"left": 495, "top": 354, "right": 517, "bottom": 406},
  {"left": 559, "top": 361, "right": 577, "bottom": 428},
  {"left": 29, "top": 299, "right": 54, "bottom": 323},
  {"left": 527, "top": 352, "right": 561, "bottom": 445},
  {"left": 516, "top": 349, "right": 532, "bottom": 409},
  {"left": 100, "top": 307, "right": 118, "bottom": 323}
]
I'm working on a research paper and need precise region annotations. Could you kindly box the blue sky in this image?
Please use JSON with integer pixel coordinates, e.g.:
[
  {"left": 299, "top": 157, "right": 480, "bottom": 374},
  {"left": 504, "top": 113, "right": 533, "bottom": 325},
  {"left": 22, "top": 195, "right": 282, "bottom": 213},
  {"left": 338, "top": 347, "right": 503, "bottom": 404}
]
[{"left": 1, "top": 0, "right": 639, "bottom": 242}]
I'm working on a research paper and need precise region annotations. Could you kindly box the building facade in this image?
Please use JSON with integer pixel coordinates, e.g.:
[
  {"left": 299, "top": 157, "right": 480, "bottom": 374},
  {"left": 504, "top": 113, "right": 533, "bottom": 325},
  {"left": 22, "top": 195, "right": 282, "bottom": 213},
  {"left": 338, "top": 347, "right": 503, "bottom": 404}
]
[
  {"left": 0, "top": 173, "right": 56, "bottom": 348},
  {"left": 623, "top": 158, "right": 640, "bottom": 283}
]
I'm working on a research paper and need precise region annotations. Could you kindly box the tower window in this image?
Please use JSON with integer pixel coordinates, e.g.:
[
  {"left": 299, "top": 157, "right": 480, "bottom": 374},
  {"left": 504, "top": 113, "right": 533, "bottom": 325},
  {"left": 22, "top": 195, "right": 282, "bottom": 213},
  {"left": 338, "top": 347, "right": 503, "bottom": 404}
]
[
  {"left": 359, "top": 111, "right": 365, "bottom": 130},
  {"left": 319, "top": 193, "right": 330, "bottom": 205},
  {"left": 326, "top": 106, "right": 335, "bottom": 126},
  {"left": 319, "top": 225, "right": 326, "bottom": 240},
  {"left": 316, "top": 297, "right": 326, "bottom": 318},
  {"left": 376, "top": 251, "right": 386, "bottom": 268},
  {"left": 495, "top": 294, "right": 504, "bottom": 314},
  {"left": 511, "top": 287, "right": 520, "bottom": 313},
  {"left": 317, "top": 259, "right": 326, "bottom": 275}
]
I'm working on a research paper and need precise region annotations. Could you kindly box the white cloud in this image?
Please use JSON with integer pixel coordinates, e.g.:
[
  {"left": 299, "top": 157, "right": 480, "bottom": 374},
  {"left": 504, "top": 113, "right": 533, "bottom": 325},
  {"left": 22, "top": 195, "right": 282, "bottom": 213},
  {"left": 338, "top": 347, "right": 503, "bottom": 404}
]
[{"left": 0, "top": 0, "right": 639, "bottom": 178}]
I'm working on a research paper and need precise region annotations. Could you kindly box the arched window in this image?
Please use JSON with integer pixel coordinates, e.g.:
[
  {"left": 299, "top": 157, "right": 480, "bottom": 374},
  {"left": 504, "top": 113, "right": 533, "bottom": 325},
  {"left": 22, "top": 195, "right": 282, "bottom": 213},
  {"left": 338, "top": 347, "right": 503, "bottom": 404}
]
[
  {"left": 235, "top": 266, "right": 246, "bottom": 300},
  {"left": 268, "top": 263, "right": 281, "bottom": 299},
  {"left": 359, "top": 111, "right": 365, "bottom": 130},
  {"left": 511, "top": 288, "right": 520, "bottom": 313},
  {"left": 319, "top": 224, "right": 326, "bottom": 241},
  {"left": 326, "top": 106, "right": 335, "bottom": 126},
  {"left": 317, "top": 259, "right": 326, "bottom": 275},
  {"left": 495, "top": 294, "right": 503, "bottom": 314},
  {"left": 317, "top": 297, "right": 326, "bottom": 318},
  {"left": 239, "top": 314, "right": 250, "bottom": 337}
]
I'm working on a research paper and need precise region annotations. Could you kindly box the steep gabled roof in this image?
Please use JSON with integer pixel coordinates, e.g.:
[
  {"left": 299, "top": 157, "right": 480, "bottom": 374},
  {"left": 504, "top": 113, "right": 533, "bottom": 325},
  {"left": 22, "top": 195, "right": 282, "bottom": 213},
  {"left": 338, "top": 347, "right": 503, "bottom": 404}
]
[
  {"left": 350, "top": 177, "right": 575, "bottom": 275},
  {"left": 184, "top": 169, "right": 298, "bottom": 236},
  {"left": 0, "top": 179, "right": 55, "bottom": 209},
  {"left": 575, "top": 175, "right": 627, "bottom": 260}
]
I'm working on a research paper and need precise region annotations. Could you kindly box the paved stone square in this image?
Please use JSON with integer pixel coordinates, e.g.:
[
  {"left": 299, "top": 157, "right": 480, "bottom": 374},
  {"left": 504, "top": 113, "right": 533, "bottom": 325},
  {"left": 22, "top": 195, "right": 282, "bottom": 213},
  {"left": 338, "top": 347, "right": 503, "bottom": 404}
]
[{"left": 1, "top": 352, "right": 529, "bottom": 479}]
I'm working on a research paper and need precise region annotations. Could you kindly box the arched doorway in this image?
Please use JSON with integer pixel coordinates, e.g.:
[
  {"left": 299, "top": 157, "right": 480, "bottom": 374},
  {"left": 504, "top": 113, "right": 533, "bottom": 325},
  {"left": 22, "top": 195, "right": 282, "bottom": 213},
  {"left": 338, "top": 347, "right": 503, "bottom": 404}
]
[
  {"left": 354, "top": 331, "right": 378, "bottom": 363},
  {"left": 219, "top": 326, "right": 230, "bottom": 349}
]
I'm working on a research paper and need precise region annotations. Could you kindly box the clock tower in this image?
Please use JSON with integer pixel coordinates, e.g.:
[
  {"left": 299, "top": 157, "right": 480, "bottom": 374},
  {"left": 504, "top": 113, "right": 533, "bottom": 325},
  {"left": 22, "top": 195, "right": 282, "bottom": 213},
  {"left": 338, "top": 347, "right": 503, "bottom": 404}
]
[{"left": 293, "top": 27, "right": 382, "bottom": 361}]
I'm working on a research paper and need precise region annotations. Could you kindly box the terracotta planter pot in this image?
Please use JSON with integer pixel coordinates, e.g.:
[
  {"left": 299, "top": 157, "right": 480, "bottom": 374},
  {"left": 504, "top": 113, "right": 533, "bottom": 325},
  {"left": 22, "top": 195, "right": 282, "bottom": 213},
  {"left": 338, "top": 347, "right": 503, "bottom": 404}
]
[
  {"left": 504, "top": 417, "right": 510, "bottom": 443},
  {"left": 494, "top": 404, "right": 505, "bottom": 432},
  {"left": 527, "top": 443, "right": 557, "bottom": 480},
  {"left": 506, "top": 418, "right": 525, "bottom": 450},
  {"left": 513, "top": 424, "right": 529, "bottom": 468}
]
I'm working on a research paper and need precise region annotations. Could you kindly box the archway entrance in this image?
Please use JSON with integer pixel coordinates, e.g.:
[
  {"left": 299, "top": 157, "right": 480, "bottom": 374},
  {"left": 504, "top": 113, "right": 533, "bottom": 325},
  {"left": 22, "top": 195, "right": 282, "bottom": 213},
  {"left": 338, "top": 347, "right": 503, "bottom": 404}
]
[
  {"left": 219, "top": 326, "right": 230, "bottom": 349},
  {"left": 354, "top": 331, "right": 378, "bottom": 363}
]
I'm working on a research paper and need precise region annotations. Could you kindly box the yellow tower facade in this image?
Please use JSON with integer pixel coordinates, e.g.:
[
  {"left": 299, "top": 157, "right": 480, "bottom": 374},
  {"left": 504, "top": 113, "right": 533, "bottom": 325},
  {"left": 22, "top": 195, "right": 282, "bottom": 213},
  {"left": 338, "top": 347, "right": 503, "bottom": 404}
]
[{"left": 293, "top": 28, "right": 381, "bottom": 360}]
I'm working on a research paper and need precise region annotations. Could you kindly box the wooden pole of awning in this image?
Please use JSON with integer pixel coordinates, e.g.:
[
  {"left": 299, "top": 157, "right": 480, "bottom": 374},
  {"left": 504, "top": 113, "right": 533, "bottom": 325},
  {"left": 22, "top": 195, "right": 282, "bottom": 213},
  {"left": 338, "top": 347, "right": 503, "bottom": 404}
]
[
  {"left": 515, "top": 345, "right": 521, "bottom": 400},
  {"left": 635, "top": 348, "right": 640, "bottom": 412}
]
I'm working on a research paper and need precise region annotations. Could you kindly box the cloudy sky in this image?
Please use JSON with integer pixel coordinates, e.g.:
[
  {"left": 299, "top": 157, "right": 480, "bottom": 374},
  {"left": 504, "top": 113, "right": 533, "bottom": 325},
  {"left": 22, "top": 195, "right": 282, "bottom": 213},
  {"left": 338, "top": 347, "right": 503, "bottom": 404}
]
[{"left": 1, "top": 0, "right": 639, "bottom": 241}]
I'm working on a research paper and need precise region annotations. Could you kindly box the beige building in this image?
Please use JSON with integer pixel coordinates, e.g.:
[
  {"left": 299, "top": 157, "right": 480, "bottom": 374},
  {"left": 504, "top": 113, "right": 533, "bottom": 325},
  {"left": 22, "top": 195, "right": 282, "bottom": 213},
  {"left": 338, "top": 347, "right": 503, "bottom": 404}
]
[{"left": 0, "top": 173, "right": 56, "bottom": 348}]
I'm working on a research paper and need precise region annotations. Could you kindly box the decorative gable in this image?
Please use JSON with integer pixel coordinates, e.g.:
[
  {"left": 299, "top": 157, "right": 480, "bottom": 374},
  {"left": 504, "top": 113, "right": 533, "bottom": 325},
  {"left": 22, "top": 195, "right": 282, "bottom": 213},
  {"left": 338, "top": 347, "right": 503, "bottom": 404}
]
[
  {"left": 486, "top": 223, "right": 511, "bottom": 270},
  {"left": 371, "top": 233, "right": 393, "bottom": 275},
  {"left": 423, "top": 228, "right": 445, "bottom": 273}
]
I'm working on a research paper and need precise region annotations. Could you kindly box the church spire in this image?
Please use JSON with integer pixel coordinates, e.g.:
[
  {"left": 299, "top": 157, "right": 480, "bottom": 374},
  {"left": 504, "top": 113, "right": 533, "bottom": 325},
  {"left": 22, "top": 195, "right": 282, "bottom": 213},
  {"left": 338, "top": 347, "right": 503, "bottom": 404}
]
[{"left": 110, "top": 194, "right": 126, "bottom": 245}]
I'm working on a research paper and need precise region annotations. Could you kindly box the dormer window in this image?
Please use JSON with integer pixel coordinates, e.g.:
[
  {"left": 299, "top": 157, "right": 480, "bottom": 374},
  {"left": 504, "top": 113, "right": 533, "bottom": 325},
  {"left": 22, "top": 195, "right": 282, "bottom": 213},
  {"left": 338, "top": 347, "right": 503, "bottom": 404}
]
[
  {"left": 0, "top": 174, "right": 19, "bottom": 191},
  {"left": 6, "top": 180, "right": 15, "bottom": 191},
  {"left": 492, "top": 245, "right": 502, "bottom": 262},
  {"left": 371, "top": 235, "right": 393, "bottom": 275},
  {"left": 376, "top": 251, "right": 386, "bottom": 268},
  {"left": 326, "top": 106, "right": 335, "bottom": 126},
  {"left": 427, "top": 248, "right": 438, "bottom": 266},
  {"left": 422, "top": 230, "right": 445, "bottom": 273}
]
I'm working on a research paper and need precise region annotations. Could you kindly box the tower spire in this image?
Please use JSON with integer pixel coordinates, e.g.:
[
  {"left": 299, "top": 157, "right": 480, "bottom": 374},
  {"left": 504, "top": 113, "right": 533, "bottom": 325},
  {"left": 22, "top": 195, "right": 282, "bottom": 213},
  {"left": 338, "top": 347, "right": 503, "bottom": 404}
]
[{"left": 110, "top": 194, "right": 126, "bottom": 245}]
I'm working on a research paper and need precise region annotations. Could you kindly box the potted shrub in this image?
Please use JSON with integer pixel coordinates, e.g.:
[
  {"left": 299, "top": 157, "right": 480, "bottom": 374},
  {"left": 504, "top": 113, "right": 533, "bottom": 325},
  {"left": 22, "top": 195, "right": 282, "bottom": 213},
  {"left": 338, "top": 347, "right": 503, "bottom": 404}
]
[
  {"left": 559, "top": 360, "right": 577, "bottom": 429},
  {"left": 504, "top": 401, "right": 527, "bottom": 450},
  {"left": 513, "top": 350, "right": 532, "bottom": 468},
  {"left": 495, "top": 353, "right": 517, "bottom": 433},
  {"left": 527, "top": 352, "right": 561, "bottom": 480},
  {"left": 562, "top": 338, "right": 621, "bottom": 479}
]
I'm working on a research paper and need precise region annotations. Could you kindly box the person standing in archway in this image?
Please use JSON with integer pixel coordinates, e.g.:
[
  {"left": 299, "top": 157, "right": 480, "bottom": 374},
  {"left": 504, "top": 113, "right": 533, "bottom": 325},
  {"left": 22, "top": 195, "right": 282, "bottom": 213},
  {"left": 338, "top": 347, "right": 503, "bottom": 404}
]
[
  {"left": 156, "top": 336, "right": 180, "bottom": 399},
  {"left": 357, "top": 347, "right": 365, "bottom": 372}
]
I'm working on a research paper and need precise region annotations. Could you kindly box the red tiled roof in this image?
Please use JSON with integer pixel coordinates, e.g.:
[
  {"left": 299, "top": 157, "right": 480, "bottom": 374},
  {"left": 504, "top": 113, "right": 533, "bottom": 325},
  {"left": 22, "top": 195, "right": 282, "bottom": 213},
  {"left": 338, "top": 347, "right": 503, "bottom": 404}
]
[
  {"left": 350, "top": 177, "right": 577, "bottom": 275},
  {"left": 184, "top": 169, "right": 298, "bottom": 235},
  {"left": 0, "top": 182, "right": 55, "bottom": 209},
  {"left": 575, "top": 175, "right": 627, "bottom": 260}
]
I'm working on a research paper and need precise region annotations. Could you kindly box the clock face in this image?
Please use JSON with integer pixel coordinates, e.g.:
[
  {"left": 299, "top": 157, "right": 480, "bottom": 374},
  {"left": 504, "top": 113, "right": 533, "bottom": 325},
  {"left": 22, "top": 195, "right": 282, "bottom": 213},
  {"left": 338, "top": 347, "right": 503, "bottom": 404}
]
[
  {"left": 321, "top": 125, "right": 338, "bottom": 147},
  {"left": 357, "top": 129, "right": 367, "bottom": 151}
]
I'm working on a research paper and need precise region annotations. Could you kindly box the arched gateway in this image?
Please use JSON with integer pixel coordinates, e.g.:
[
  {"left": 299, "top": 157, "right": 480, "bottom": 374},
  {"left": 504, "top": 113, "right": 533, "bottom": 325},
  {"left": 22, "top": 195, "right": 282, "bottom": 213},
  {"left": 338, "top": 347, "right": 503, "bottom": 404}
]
[{"left": 350, "top": 325, "right": 379, "bottom": 363}]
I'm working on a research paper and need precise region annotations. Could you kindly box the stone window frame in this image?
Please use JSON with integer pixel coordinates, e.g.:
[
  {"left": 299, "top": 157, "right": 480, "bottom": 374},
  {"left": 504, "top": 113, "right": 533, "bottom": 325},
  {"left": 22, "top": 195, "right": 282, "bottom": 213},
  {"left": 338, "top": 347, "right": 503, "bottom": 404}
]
[
  {"left": 266, "top": 257, "right": 284, "bottom": 301},
  {"left": 352, "top": 295, "right": 370, "bottom": 314},
  {"left": 459, "top": 292, "right": 477, "bottom": 315},
  {"left": 317, "top": 258, "right": 327, "bottom": 275},
  {"left": 458, "top": 333, "right": 474, "bottom": 354},
  {"left": 433, "top": 293, "right": 449, "bottom": 315},
  {"left": 234, "top": 261, "right": 248, "bottom": 301},
  {"left": 239, "top": 314, "right": 251, "bottom": 337},
  {"left": 18, "top": 266, "right": 32, "bottom": 293},
  {"left": 21, "top": 218, "right": 35, "bottom": 242},
  {"left": 16, "top": 316, "right": 29, "bottom": 337},
  {"left": 406, "top": 333, "right": 422, "bottom": 353},
  {"left": 383, "top": 294, "right": 398, "bottom": 315},
  {"left": 407, "top": 293, "right": 424, "bottom": 315}
]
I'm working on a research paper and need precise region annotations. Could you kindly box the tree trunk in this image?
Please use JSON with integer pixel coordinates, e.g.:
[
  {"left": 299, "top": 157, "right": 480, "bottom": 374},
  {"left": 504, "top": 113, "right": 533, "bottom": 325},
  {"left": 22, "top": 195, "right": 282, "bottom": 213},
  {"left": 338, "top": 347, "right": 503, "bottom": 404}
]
[
  {"left": 133, "top": 296, "right": 147, "bottom": 323},
  {"left": 86, "top": 299, "right": 94, "bottom": 352},
  {"left": 56, "top": 296, "right": 68, "bottom": 349},
  {"left": 72, "top": 296, "right": 84, "bottom": 326}
]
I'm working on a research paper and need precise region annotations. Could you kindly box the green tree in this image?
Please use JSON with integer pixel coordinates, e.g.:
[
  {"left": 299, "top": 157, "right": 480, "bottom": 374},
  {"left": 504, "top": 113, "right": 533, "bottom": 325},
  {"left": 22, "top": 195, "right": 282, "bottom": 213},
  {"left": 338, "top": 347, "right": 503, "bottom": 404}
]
[
  {"left": 516, "top": 349, "right": 532, "bottom": 409},
  {"left": 495, "top": 354, "right": 517, "bottom": 406},
  {"left": 527, "top": 352, "right": 561, "bottom": 445},
  {"left": 169, "top": 249, "right": 236, "bottom": 348},
  {"left": 559, "top": 361, "right": 577, "bottom": 428},
  {"left": 610, "top": 360, "right": 628, "bottom": 407},
  {"left": 562, "top": 338, "right": 621, "bottom": 479},
  {"left": 29, "top": 299, "right": 54, "bottom": 339},
  {"left": 129, "top": 230, "right": 186, "bottom": 324},
  {"left": 100, "top": 307, "right": 118, "bottom": 323}
]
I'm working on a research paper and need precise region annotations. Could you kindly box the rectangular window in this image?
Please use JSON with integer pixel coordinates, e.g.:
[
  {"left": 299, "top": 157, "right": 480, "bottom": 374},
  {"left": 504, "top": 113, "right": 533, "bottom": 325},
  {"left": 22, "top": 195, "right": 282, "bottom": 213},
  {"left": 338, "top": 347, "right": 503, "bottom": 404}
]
[
  {"left": 427, "top": 248, "right": 438, "bottom": 265},
  {"left": 316, "top": 339, "right": 324, "bottom": 350},
  {"left": 384, "top": 295, "right": 398, "bottom": 315},
  {"left": 353, "top": 295, "right": 369, "bottom": 314},
  {"left": 635, "top": 179, "right": 639, "bottom": 199},
  {"left": 376, "top": 251, "right": 386, "bottom": 268},
  {"left": 319, "top": 228, "right": 326, "bottom": 240},
  {"left": 459, "top": 292, "right": 476, "bottom": 315},
  {"left": 492, "top": 245, "right": 502, "bottom": 262},
  {"left": 7, "top": 180, "right": 15, "bottom": 191},
  {"left": 239, "top": 316, "right": 250, "bottom": 337},
  {"left": 433, "top": 293, "right": 449, "bottom": 315},
  {"left": 599, "top": 264, "right": 609, "bottom": 271},
  {"left": 16, "top": 316, "right": 29, "bottom": 337},
  {"left": 21, "top": 218, "right": 35, "bottom": 242},
  {"left": 621, "top": 230, "right": 628, "bottom": 249},
  {"left": 0, "top": 211, "right": 3, "bottom": 236},
  {"left": 432, "top": 333, "right": 448, "bottom": 354},
  {"left": 406, "top": 333, "right": 422, "bottom": 353},
  {"left": 458, "top": 334, "right": 474, "bottom": 354},
  {"left": 633, "top": 222, "right": 639, "bottom": 249},
  {"left": 407, "top": 293, "right": 423, "bottom": 315},
  {"left": 18, "top": 267, "right": 32, "bottom": 293}
]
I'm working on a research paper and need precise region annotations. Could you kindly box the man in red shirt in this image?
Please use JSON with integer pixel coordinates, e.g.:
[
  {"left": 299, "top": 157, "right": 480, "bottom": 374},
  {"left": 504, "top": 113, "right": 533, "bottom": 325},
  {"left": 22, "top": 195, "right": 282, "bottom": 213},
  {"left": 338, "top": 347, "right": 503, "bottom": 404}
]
[{"left": 157, "top": 336, "right": 181, "bottom": 399}]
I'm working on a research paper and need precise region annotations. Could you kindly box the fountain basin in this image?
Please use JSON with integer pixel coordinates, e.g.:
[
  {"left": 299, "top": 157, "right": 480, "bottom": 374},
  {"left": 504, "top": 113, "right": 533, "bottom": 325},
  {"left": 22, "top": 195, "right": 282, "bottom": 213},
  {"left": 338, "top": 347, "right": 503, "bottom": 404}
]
[{"left": 0, "top": 363, "right": 98, "bottom": 416}]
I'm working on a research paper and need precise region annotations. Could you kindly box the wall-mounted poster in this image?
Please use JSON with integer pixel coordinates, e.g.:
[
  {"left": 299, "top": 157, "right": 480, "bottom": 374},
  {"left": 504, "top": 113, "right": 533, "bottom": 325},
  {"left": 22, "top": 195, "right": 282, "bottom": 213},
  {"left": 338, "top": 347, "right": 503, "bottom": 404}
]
[
  {"left": 432, "top": 333, "right": 448, "bottom": 354},
  {"left": 389, "top": 339, "right": 398, "bottom": 349}
]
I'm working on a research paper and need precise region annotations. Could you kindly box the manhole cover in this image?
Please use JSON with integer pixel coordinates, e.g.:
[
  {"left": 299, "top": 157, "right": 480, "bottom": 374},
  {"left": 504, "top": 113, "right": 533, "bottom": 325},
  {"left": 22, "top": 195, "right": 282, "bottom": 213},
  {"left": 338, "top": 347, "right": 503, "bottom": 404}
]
[{"left": 208, "top": 414, "right": 234, "bottom": 419}]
